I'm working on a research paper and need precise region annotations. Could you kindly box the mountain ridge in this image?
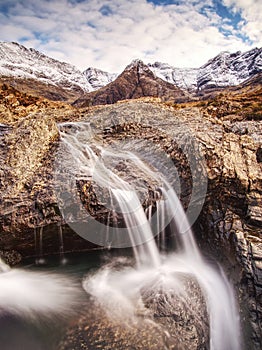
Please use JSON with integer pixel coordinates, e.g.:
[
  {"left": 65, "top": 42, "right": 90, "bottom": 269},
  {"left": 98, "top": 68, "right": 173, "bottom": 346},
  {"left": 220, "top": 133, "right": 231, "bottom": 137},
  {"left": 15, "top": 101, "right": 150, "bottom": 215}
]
[
  {"left": 0, "top": 41, "right": 92, "bottom": 101},
  {"left": 0, "top": 41, "right": 261, "bottom": 104},
  {"left": 149, "top": 47, "right": 262, "bottom": 93}
]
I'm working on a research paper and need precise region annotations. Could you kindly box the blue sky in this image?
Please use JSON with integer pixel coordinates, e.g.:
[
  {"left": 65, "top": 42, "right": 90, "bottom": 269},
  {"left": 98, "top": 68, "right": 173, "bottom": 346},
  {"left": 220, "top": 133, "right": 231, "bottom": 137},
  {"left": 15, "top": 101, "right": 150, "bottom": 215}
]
[{"left": 0, "top": 0, "right": 261, "bottom": 72}]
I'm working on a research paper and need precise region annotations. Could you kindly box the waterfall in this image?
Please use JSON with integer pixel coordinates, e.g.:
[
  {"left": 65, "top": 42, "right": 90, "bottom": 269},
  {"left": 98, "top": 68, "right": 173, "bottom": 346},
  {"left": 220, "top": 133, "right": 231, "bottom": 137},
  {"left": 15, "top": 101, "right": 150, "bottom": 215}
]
[
  {"left": 34, "top": 226, "right": 46, "bottom": 265},
  {"left": 0, "top": 257, "right": 11, "bottom": 273},
  {"left": 111, "top": 187, "right": 160, "bottom": 268},
  {"left": 56, "top": 122, "right": 242, "bottom": 350},
  {"left": 58, "top": 224, "right": 67, "bottom": 265}
]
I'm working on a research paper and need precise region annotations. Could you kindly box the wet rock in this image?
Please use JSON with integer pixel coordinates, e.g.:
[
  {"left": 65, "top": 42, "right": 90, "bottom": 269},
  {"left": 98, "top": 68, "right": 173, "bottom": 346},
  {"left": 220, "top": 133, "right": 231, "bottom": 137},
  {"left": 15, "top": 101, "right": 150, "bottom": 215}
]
[
  {"left": 0, "top": 98, "right": 261, "bottom": 348},
  {"left": 0, "top": 249, "right": 22, "bottom": 266},
  {"left": 59, "top": 283, "right": 209, "bottom": 350}
]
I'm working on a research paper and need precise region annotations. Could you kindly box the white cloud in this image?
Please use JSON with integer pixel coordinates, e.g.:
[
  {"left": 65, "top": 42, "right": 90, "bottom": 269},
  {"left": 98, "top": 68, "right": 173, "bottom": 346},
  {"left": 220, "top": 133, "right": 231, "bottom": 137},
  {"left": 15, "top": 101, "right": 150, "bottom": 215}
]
[
  {"left": 222, "top": 0, "right": 262, "bottom": 45},
  {"left": 0, "top": 0, "right": 260, "bottom": 73}
]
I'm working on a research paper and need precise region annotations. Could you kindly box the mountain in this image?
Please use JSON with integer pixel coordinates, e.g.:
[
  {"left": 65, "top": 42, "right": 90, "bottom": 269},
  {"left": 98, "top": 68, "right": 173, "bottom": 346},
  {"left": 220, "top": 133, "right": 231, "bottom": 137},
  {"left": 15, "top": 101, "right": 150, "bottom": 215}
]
[
  {"left": 148, "top": 62, "right": 198, "bottom": 92},
  {"left": 83, "top": 67, "right": 117, "bottom": 91},
  {"left": 197, "top": 48, "right": 262, "bottom": 91},
  {"left": 149, "top": 48, "right": 262, "bottom": 94},
  {"left": 73, "top": 59, "right": 188, "bottom": 107},
  {"left": 240, "top": 71, "right": 262, "bottom": 86},
  {"left": 0, "top": 41, "right": 261, "bottom": 105},
  {"left": 0, "top": 41, "right": 93, "bottom": 101},
  {"left": 0, "top": 41, "right": 117, "bottom": 101}
]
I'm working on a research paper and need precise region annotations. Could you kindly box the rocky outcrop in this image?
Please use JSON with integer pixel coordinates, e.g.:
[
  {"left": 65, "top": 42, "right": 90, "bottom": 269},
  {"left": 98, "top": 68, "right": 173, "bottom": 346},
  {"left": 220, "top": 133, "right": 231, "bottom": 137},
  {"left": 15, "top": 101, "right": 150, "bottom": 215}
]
[
  {"left": 0, "top": 249, "right": 21, "bottom": 266},
  {"left": 73, "top": 60, "right": 188, "bottom": 107},
  {"left": 0, "top": 82, "right": 78, "bottom": 125},
  {"left": 59, "top": 277, "right": 208, "bottom": 350},
  {"left": 0, "top": 94, "right": 261, "bottom": 347},
  {"left": 197, "top": 114, "right": 261, "bottom": 349}
]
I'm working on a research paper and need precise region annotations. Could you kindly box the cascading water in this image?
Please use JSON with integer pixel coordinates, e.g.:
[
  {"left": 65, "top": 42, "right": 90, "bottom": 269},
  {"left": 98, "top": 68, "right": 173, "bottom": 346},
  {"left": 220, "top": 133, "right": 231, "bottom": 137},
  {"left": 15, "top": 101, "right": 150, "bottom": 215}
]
[
  {"left": 34, "top": 226, "right": 46, "bottom": 265},
  {"left": 56, "top": 122, "right": 242, "bottom": 349},
  {"left": 58, "top": 224, "right": 67, "bottom": 265}
]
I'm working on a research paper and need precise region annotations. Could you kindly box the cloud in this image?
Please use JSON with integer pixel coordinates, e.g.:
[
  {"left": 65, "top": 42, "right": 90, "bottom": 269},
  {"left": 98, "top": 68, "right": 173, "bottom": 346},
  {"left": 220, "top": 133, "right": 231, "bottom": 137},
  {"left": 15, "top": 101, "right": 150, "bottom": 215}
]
[
  {"left": 0, "top": 0, "right": 260, "bottom": 72},
  {"left": 222, "top": 0, "right": 262, "bottom": 45}
]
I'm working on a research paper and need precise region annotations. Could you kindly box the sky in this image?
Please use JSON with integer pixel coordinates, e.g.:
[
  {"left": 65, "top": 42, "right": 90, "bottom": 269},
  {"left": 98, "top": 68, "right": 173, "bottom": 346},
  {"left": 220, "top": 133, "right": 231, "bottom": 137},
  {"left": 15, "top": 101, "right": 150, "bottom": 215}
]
[{"left": 0, "top": 0, "right": 261, "bottom": 73}]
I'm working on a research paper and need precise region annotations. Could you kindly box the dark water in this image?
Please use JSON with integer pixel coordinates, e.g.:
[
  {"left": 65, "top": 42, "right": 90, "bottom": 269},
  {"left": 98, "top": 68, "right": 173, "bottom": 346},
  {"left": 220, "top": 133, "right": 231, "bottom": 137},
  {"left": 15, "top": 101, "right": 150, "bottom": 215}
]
[{"left": 0, "top": 250, "right": 106, "bottom": 350}]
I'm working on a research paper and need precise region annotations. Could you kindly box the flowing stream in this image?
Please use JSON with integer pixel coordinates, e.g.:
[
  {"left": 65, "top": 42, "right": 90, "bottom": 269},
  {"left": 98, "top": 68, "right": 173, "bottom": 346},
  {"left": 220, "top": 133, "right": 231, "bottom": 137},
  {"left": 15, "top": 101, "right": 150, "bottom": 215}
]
[{"left": 56, "top": 122, "right": 242, "bottom": 350}]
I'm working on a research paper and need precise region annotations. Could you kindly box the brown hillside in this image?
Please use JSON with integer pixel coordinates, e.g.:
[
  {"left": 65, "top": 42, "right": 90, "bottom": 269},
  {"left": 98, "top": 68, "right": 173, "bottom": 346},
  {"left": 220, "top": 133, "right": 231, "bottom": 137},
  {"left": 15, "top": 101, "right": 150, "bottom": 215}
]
[{"left": 73, "top": 60, "right": 189, "bottom": 107}]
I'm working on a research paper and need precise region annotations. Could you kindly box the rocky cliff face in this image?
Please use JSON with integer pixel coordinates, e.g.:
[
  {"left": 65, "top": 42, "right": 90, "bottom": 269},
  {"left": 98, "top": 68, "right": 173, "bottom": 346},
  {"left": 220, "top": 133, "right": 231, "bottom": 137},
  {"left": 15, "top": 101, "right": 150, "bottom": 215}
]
[
  {"left": 0, "top": 94, "right": 261, "bottom": 347},
  {"left": 73, "top": 60, "right": 188, "bottom": 107}
]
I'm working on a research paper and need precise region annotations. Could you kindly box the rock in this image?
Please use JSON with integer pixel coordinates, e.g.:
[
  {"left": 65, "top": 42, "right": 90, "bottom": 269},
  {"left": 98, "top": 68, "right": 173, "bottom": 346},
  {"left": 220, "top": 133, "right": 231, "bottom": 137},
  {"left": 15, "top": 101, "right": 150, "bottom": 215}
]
[
  {"left": 59, "top": 279, "right": 209, "bottom": 350},
  {"left": 0, "top": 96, "right": 261, "bottom": 348},
  {"left": 6, "top": 113, "right": 58, "bottom": 193},
  {"left": 0, "top": 249, "right": 22, "bottom": 266}
]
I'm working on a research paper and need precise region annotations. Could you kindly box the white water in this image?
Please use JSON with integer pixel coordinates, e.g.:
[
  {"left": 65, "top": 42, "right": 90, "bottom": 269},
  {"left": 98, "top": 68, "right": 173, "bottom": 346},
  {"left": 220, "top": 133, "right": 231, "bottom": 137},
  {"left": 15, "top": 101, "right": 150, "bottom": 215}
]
[
  {"left": 34, "top": 226, "right": 46, "bottom": 265},
  {"left": 58, "top": 122, "right": 241, "bottom": 349},
  {"left": 58, "top": 224, "right": 67, "bottom": 265},
  {"left": 0, "top": 257, "right": 81, "bottom": 319}
]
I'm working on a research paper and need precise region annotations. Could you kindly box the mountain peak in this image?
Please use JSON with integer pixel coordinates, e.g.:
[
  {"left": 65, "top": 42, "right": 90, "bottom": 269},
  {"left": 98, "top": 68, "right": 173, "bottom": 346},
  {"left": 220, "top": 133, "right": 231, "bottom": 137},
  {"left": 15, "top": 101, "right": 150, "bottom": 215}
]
[
  {"left": 123, "top": 59, "right": 157, "bottom": 80},
  {"left": 125, "top": 59, "right": 149, "bottom": 70},
  {"left": 74, "top": 59, "right": 187, "bottom": 107},
  {"left": 129, "top": 58, "right": 145, "bottom": 65},
  {"left": 197, "top": 47, "right": 262, "bottom": 90}
]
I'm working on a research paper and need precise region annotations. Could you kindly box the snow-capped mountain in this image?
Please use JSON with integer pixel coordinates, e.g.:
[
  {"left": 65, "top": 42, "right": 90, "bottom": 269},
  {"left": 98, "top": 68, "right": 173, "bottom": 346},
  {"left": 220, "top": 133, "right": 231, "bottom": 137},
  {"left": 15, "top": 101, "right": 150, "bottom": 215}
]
[
  {"left": 197, "top": 48, "right": 262, "bottom": 91},
  {"left": 0, "top": 41, "right": 261, "bottom": 102},
  {"left": 148, "top": 62, "right": 198, "bottom": 92},
  {"left": 149, "top": 48, "right": 262, "bottom": 92},
  {"left": 83, "top": 67, "right": 117, "bottom": 91},
  {"left": 0, "top": 41, "right": 92, "bottom": 94},
  {"left": 74, "top": 59, "right": 187, "bottom": 107}
]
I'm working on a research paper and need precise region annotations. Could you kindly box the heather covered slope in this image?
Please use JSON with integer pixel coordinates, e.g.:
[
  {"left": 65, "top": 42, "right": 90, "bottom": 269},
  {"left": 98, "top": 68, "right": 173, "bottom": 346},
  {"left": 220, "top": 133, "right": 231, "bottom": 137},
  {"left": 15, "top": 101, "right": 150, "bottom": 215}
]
[{"left": 0, "top": 82, "right": 76, "bottom": 124}]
